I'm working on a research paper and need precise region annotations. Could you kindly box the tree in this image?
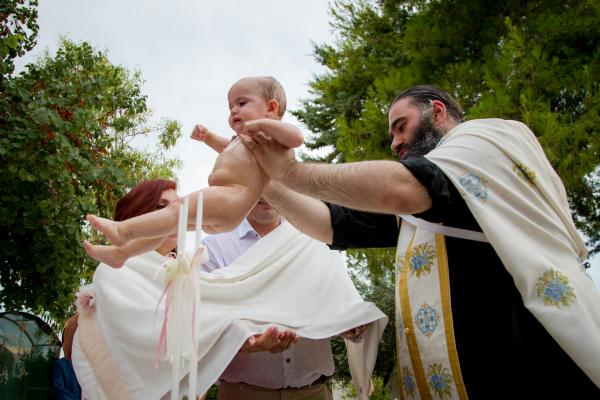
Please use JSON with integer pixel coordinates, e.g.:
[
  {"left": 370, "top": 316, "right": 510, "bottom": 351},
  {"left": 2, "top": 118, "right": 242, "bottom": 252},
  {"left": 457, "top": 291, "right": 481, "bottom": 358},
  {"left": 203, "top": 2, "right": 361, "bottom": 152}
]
[
  {"left": 0, "top": 39, "right": 182, "bottom": 320},
  {"left": 0, "top": 0, "right": 38, "bottom": 80},
  {"left": 297, "top": 0, "right": 600, "bottom": 387}
]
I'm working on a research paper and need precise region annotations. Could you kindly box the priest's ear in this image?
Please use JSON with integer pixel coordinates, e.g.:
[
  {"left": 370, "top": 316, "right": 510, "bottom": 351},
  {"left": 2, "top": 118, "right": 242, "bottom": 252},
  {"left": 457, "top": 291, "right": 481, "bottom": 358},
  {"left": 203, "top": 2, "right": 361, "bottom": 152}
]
[{"left": 430, "top": 99, "right": 447, "bottom": 126}]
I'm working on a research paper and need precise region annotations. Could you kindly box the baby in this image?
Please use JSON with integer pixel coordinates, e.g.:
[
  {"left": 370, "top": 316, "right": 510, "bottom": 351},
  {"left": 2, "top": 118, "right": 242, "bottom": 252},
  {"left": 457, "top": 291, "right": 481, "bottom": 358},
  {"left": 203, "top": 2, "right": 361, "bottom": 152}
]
[{"left": 84, "top": 76, "right": 303, "bottom": 267}]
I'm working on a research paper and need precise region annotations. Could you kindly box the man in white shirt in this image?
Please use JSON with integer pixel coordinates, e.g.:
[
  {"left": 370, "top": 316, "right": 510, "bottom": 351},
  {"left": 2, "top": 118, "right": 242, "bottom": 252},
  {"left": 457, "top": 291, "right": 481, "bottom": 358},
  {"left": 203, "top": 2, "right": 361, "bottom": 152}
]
[{"left": 202, "top": 198, "right": 337, "bottom": 399}]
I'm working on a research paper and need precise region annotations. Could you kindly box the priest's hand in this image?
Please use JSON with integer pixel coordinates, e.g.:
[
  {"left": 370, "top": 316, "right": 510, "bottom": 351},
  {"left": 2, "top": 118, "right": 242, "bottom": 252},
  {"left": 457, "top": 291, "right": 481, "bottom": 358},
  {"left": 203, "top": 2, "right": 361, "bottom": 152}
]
[
  {"left": 239, "top": 131, "right": 296, "bottom": 182},
  {"left": 240, "top": 326, "right": 298, "bottom": 354}
]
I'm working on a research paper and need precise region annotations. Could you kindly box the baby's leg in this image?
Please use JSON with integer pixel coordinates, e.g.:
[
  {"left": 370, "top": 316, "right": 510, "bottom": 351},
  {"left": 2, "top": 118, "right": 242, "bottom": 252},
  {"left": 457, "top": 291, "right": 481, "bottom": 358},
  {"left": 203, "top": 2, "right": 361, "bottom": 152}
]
[
  {"left": 87, "top": 199, "right": 181, "bottom": 245},
  {"left": 86, "top": 215, "right": 125, "bottom": 246},
  {"left": 165, "top": 186, "right": 264, "bottom": 233},
  {"left": 83, "top": 237, "right": 167, "bottom": 268},
  {"left": 89, "top": 132, "right": 274, "bottom": 244},
  {"left": 201, "top": 184, "right": 264, "bottom": 232}
]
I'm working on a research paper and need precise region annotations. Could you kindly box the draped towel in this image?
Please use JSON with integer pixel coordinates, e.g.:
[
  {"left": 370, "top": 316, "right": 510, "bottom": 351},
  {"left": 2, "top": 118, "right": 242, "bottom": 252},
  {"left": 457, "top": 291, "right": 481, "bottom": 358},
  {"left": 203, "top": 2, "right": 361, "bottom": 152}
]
[{"left": 72, "top": 221, "right": 388, "bottom": 399}]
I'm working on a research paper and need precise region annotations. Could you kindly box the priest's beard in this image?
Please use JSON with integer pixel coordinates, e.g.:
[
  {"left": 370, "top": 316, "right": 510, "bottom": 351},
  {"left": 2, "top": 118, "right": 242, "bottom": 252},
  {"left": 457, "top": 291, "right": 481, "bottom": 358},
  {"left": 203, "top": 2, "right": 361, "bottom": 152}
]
[{"left": 400, "top": 113, "right": 445, "bottom": 160}]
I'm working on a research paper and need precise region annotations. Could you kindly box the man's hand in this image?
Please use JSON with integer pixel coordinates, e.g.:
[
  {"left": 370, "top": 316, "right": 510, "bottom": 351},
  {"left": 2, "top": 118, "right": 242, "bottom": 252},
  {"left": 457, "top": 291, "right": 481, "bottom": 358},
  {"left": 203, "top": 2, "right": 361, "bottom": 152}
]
[
  {"left": 191, "top": 124, "right": 211, "bottom": 142},
  {"left": 239, "top": 131, "right": 296, "bottom": 181},
  {"left": 340, "top": 324, "right": 368, "bottom": 342},
  {"left": 240, "top": 326, "right": 298, "bottom": 353}
]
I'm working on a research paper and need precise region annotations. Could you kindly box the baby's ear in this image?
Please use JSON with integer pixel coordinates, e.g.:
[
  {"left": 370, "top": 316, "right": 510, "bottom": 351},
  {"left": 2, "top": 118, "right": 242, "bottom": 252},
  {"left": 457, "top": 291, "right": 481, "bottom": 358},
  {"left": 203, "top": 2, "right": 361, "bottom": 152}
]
[{"left": 267, "top": 99, "right": 279, "bottom": 115}]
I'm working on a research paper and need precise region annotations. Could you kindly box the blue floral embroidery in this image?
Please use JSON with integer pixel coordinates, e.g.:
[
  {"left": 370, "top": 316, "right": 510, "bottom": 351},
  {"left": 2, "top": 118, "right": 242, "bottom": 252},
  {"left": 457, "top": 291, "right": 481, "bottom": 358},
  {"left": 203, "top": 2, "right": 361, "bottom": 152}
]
[
  {"left": 401, "top": 367, "right": 416, "bottom": 399},
  {"left": 536, "top": 269, "right": 576, "bottom": 307},
  {"left": 458, "top": 172, "right": 488, "bottom": 202},
  {"left": 426, "top": 363, "right": 454, "bottom": 399},
  {"left": 415, "top": 303, "right": 440, "bottom": 337},
  {"left": 409, "top": 243, "right": 436, "bottom": 277}
]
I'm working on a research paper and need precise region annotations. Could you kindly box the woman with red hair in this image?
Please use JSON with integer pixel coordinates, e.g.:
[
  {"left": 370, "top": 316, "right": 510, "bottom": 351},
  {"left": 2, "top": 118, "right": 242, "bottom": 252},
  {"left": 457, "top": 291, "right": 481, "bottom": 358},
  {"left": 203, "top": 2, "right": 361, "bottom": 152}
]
[{"left": 72, "top": 179, "right": 182, "bottom": 399}]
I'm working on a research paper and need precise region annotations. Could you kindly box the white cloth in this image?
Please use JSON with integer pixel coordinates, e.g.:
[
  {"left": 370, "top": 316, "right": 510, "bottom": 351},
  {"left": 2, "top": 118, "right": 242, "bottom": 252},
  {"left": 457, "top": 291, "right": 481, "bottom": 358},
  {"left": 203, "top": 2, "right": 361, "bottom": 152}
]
[
  {"left": 202, "top": 219, "right": 334, "bottom": 389},
  {"left": 73, "top": 221, "right": 387, "bottom": 399},
  {"left": 426, "top": 118, "right": 600, "bottom": 387}
]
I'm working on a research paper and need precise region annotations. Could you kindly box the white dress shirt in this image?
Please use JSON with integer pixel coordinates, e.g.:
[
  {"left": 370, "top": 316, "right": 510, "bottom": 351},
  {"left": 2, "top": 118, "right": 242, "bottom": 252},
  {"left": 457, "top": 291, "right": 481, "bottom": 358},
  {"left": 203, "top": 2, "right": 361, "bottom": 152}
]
[{"left": 202, "top": 219, "right": 335, "bottom": 389}]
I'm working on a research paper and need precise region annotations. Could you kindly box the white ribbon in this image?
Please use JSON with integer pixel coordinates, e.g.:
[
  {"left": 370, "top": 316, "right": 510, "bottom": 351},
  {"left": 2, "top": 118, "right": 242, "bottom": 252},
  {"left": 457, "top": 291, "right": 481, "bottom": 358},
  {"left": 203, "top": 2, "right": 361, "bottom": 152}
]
[{"left": 400, "top": 214, "right": 489, "bottom": 243}]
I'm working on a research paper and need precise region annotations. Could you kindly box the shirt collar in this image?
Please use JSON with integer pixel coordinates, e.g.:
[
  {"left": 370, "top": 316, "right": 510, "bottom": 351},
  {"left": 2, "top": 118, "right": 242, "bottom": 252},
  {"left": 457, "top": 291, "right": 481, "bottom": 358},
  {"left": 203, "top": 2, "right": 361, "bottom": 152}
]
[{"left": 236, "top": 218, "right": 257, "bottom": 239}]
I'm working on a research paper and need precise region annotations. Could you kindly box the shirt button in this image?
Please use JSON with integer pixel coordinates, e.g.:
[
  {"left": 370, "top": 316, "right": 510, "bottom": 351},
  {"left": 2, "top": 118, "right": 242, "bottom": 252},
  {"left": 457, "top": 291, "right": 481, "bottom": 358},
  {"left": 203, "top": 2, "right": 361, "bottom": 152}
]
[{"left": 286, "top": 358, "right": 291, "bottom": 363}]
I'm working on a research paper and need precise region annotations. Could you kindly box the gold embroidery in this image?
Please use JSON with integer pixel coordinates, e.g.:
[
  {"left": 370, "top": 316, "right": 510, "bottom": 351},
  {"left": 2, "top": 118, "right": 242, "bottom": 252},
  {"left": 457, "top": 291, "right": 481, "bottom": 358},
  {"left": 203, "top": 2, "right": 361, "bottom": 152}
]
[{"left": 436, "top": 234, "right": 468, "bottom": 399}]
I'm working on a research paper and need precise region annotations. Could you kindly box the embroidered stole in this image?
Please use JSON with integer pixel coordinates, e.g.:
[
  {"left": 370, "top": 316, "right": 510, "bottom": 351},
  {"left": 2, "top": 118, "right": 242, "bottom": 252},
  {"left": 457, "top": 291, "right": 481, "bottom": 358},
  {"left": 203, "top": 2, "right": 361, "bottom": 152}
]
[{"left": 394, "top": 220, "right": 468, "bottom": 400}]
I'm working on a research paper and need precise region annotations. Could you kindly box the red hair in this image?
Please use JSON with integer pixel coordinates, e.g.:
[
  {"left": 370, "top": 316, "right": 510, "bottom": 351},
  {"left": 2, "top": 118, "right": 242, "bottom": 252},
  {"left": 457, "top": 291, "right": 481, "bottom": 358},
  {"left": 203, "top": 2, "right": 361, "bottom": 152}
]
[{"left": 114, "top": 179, "right": 177, "bottom": 221}]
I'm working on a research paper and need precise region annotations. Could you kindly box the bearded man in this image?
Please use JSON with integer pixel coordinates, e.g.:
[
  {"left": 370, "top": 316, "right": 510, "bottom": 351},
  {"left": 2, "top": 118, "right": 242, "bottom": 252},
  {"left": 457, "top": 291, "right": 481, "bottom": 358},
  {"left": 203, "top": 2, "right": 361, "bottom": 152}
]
[{"left": 240, "top": 85, "right": 600, "bottom": 398}]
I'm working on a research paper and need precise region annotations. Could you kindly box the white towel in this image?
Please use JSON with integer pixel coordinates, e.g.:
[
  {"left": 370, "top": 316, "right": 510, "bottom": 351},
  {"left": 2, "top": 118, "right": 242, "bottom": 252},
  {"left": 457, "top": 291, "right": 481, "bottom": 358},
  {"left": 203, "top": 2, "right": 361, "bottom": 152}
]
[{"left": 73, "top": 221, "right": 388, "bottom": 399}]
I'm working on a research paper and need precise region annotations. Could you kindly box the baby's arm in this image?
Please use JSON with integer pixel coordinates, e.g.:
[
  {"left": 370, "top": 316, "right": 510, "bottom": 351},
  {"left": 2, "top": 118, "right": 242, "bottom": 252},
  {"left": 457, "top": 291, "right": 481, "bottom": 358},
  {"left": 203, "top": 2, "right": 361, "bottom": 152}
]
[
  {"left": 243, "top": 119, "right": 303, "bottom": 148},
  {"left": 191, "top": 124, "right": 230, "bottom": 153}
]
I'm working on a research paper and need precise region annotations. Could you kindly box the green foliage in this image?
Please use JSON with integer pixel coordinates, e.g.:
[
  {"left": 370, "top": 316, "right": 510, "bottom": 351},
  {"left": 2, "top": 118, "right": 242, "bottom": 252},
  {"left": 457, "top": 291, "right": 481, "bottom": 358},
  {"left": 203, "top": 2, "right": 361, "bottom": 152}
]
[
  {"left": 299, "top": 0, "right": 600, "bottom": 388},
  {"left": 0, "top": 0, "right": 39, "bottom": 80},
  {"left": 203, "top": 384, "right": 218, "bottom": 400},
  {"left": 0, "top": 38, "right": 182, "bottom": 319},
  {"left": 338, "top": 375, "right": 390, "bottom": 399}
]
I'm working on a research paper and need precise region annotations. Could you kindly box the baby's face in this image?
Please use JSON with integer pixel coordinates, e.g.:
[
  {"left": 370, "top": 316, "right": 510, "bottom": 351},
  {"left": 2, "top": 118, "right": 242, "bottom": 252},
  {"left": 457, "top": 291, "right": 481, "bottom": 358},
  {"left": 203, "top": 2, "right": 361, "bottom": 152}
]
[{"left": 227, "top": 81, "right": 271, "bottom": 134}]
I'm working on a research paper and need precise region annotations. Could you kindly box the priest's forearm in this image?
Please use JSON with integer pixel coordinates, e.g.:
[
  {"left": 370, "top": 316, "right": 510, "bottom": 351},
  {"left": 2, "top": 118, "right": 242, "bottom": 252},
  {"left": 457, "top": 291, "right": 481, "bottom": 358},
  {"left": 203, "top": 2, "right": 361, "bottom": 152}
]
[
  {"left": 281, "top": 160, "right": 431, "bottom": 215},
  {"left": 263, "top": 182, "right": 334, "bottom": 244}
]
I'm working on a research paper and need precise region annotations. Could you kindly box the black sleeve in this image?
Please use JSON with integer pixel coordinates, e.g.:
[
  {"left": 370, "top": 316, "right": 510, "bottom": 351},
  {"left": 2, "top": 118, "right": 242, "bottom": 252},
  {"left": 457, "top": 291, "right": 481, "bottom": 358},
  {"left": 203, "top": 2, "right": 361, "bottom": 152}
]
[
  {"left": 326, "top": 203, "right": 399, "bottom": 250},
  {"left": 401, "top": 156, "right": 481, "bottom": 231},
  {"left": 399, "top": 156, "right": 454, "bottom": 223}
]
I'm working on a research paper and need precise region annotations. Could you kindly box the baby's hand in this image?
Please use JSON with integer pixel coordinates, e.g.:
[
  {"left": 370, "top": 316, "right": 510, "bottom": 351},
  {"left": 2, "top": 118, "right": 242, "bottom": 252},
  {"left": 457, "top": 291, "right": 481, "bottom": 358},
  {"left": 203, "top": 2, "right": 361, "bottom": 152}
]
[
  {"left": 242, "top": 119, "right": 266, "bottom": 136},
  {"left": 191, "top": 124, "right": 211, "bottom": 142}
]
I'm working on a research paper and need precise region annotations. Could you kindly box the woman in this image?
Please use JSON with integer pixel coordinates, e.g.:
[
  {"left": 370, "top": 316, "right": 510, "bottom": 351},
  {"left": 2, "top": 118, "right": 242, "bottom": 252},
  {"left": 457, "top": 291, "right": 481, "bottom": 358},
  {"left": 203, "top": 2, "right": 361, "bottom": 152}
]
[{"left": 72, "top": 179, "right": 181, "bottom": 399}]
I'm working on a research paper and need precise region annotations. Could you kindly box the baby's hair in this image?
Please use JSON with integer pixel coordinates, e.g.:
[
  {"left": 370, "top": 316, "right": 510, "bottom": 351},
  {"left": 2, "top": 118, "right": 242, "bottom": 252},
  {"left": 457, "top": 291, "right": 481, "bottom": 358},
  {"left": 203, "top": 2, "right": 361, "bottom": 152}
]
[{"left": 237, "top": 76, "right": 287, "bottom": 117}]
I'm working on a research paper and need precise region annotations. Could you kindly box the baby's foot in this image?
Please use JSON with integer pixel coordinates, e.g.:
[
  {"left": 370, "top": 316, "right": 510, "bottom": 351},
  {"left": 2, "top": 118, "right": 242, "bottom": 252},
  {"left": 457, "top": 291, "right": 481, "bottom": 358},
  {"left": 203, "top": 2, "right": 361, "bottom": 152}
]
[
  {"left": 86, "top": 214, "right": 125, "bottom": 246},
  {"left": 83, "top": 240, "right": 128, "bottom": 268}
]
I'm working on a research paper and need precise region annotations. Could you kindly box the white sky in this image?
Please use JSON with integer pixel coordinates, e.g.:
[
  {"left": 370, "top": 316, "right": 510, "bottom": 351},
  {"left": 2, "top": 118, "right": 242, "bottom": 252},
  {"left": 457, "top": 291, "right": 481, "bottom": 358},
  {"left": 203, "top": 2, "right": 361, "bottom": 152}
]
[{"left": 15, "top": 0, "right": 600, "bottom": 286}]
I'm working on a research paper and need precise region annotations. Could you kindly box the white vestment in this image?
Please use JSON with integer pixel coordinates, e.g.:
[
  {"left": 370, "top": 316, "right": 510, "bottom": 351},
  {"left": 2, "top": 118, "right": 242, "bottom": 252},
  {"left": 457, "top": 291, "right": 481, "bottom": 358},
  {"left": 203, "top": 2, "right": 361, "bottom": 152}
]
[
  {"left": 394, "top": 118, "right": 600, "bottom": 399},
  {"left": 73, "top": 221, "right": 388, "bottom": 399}
]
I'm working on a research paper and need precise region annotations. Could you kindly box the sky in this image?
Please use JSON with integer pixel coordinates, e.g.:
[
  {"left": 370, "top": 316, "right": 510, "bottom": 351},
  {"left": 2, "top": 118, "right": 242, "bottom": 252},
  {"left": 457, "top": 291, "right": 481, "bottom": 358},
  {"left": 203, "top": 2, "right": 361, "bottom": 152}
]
[{"left": 14, "top": 0, "right": 600, "bottom": 286}]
